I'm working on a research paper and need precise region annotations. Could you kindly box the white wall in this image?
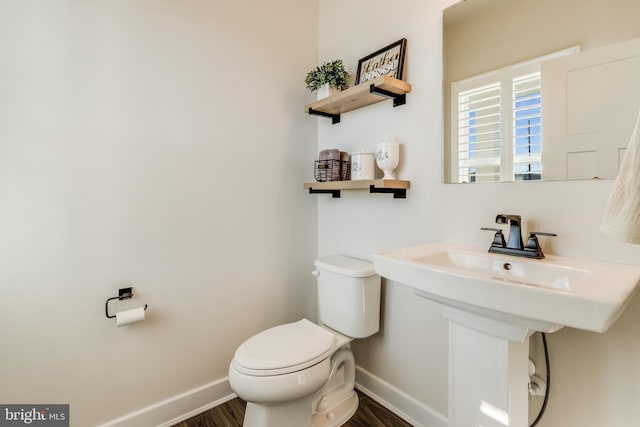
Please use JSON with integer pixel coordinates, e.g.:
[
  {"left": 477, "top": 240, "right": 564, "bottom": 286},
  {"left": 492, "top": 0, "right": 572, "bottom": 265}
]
[
  {"left": 318, "top": 0, "right": 640, "bottom": 426},
  {"left": 0, "top": 1, "right": 318, "bottom": 425}
]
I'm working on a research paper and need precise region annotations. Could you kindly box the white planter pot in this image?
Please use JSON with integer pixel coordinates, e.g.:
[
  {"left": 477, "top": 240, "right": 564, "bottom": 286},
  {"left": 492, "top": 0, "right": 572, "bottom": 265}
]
[{"left": 316, "top": 83, "right": 339, "bottom": 100}]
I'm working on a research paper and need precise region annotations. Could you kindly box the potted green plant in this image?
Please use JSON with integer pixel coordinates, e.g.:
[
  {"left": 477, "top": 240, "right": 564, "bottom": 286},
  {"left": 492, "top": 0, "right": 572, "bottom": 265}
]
[{"left": 305, "top": 59, "right": 350, "bottom": 100}]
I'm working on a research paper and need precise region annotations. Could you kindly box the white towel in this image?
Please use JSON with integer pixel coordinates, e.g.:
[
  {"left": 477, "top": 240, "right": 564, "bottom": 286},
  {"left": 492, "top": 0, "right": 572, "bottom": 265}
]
[{"left": 601, "top": 106, "right": 640, "bottom": 243}]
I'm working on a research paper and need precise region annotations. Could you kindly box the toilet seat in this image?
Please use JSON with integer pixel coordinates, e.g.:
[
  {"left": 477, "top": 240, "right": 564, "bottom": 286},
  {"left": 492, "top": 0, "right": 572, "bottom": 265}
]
[{"left": 233, "top": 319, "right": 336, "bottom": 377}]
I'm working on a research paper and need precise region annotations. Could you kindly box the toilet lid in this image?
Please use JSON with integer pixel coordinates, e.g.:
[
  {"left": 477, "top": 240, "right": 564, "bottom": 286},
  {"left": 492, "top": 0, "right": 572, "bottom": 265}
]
[{"left": 233, "top": 319, "right": 336, "bottom": 376}]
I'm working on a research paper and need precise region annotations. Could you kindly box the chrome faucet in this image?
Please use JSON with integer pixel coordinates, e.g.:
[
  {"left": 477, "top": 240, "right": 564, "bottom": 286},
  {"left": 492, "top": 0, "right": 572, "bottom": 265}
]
[{"left": 481, "top": 214, "right": 556, "bottom": 259}]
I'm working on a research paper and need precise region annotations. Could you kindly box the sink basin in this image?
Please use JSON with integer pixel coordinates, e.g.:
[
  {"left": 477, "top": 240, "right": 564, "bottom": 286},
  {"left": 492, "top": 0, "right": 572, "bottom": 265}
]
[
  {"left": 374, "top": 242, "right": 640, "bottom": 426},
  {"left": 373, "top": 242, "right": 640, "bottom": 335}
]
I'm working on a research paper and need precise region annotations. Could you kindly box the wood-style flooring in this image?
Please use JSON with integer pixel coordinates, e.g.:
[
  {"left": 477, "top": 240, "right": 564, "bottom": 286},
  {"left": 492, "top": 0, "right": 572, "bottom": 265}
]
[{"left": 172, "top": 390, "right": 413, "bottom": 427}]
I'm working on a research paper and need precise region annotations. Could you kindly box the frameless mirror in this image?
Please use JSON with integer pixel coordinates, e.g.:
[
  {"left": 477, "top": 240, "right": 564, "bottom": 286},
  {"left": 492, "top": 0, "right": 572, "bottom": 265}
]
[{"left": 443, "top": 0, "right": 640, "bottom": 183}]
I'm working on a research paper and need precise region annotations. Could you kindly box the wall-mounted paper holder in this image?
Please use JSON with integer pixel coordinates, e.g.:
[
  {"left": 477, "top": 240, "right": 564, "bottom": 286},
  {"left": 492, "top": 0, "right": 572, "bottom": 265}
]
[{"left": 105, "top": 287, "right": 148, "bottom": 319}]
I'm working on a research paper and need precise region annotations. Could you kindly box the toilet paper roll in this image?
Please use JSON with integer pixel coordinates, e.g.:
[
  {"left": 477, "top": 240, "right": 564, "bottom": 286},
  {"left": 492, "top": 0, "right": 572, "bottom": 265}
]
[{"left": 116, "top": 307, "right": 145, "bottom": 327}]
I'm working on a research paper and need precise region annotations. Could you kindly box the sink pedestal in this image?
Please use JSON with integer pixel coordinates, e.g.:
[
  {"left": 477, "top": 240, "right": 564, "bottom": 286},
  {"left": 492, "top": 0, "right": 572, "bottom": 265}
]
[
  {"left": 440, "top": 305, "right": 533, "bottom": 427},
  {"left": 449, "top": 320, "right": 530, "bottom": 426}
]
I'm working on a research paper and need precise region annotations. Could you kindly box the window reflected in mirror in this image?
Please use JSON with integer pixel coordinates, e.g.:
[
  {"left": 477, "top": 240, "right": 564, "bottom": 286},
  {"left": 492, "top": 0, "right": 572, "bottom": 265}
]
[{"left": 443, "top": 0, "right": 640, "bottom": 183}]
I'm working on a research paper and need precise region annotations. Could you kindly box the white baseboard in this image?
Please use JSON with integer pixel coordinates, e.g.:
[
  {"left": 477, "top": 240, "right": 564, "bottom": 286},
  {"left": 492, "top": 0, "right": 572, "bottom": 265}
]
[
  {"left": 99, "top": 367, "right": 448, "bottom": 427},
  {"left": 355, "top": 366, "right": 448, "bottom": 427},
  {"left": 98, "top": 378, "right": 236, "bottom": 427}
]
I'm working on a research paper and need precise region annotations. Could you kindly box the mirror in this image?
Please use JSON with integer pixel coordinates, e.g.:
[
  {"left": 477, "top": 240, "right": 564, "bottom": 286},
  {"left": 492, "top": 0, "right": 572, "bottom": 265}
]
[{"left": 443, "top": 0, "right": 640, "bottom": 183}]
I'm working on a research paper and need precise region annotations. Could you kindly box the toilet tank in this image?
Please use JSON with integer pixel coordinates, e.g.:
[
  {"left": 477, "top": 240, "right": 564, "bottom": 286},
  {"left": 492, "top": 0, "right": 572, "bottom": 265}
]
[{"left": 314, "top": 255, "right": 381, "bottom": 339}]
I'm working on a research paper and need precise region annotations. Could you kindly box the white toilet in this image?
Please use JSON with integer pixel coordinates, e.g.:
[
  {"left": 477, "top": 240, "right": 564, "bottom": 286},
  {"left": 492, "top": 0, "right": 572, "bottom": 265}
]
[{"left": 228, "top": 255, "right": 381, "bottom": 427}]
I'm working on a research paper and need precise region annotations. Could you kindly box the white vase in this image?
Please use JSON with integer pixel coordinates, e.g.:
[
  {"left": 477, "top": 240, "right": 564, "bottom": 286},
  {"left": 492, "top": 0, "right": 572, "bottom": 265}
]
[
  {"left": 316, "top": 83, "right": 339, "bottom": 100},
  {"left": 375, "top": 140, "right": 400, "bottom": 180}
]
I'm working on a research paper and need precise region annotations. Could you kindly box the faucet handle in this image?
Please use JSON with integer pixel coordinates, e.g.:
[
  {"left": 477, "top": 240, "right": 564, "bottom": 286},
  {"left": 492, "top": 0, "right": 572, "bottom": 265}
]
[
  {"left": 481, "top": 227, "right": 506, "bottom": 247},
  {"left": 525, "top": 232, "right": 557, "bottom": 255},
  {"left": 529, "top": 231, "right": 557, "bottom": 237}
]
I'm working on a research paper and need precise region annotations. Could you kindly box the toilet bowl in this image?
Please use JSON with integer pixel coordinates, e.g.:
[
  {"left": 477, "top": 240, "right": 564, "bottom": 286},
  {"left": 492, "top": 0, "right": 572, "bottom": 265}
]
[
  {"left": 229, "top": 319, "right": 357, "bottom": 427},
  {"left": 229, "top": 319, "right": 337, "bottom": 403},
  {"left": 228, "top": 255, "right": 381, "bottom": 427}
]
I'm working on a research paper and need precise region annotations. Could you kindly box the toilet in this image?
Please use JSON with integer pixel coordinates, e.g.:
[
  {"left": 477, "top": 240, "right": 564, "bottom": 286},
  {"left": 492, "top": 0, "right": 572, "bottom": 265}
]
[{"left": 228, "top": 255, "right": 381, "bottom": 427}]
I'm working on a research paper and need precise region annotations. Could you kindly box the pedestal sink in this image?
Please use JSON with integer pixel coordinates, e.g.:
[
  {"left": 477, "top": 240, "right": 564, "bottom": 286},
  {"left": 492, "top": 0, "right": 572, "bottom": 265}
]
[{"left": 372, "top": 243, "right": 640, "bottom": 427}]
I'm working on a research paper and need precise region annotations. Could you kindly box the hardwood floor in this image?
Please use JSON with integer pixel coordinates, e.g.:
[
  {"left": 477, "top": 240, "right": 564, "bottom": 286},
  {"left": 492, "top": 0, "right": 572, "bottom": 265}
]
[{"left": 172, "top": 390, "right": 413, "bottom": 427}]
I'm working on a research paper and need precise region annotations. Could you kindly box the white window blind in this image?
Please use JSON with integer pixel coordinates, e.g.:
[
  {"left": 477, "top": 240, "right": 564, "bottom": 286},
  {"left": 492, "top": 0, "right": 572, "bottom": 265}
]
[
  {"left": 450, "top": 47, "right": 579, "bottom": 183},
  {"left": 456, "top": 82, "right": 502, "bottom": 183},
  {"left": 513, "top": 72, "right": 542, "bottom": 181}
]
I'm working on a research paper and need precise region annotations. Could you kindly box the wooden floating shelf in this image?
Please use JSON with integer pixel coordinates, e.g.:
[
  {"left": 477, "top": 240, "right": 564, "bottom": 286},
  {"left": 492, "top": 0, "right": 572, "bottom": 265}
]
[
  {"left": 304, "top": 76, "right": 412, "bottom": 124},
  {"left": 304, "top": 179, "right": 410, "bottom": 199}
]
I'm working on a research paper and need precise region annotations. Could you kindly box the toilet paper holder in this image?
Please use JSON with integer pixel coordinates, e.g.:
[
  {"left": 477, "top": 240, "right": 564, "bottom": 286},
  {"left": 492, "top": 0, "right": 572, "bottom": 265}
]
[{"left": 105, "top": 287, "right": 148, "bottom": 319}]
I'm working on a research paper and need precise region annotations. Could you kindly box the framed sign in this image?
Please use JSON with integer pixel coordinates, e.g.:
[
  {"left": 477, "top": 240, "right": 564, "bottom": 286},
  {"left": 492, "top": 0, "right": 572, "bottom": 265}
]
[{"left": 355, "top": 38, "right": 407, "bottom": 85}]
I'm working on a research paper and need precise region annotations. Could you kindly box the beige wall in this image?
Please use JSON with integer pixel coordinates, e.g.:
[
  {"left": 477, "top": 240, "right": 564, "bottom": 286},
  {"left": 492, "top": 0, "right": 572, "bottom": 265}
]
[
  {"left": 319, "top": 0, "right": 640, "bottom": 426},
  {"left": 0, "top": 1, "right": 318, "bottom": 425},
  {"left": 444, "top": 0, "right": 640, "bottom": 84}
]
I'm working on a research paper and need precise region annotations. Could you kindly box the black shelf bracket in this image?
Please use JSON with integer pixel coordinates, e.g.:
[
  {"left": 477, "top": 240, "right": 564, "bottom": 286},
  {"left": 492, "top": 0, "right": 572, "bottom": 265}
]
[
  {"left": 369, "top": 84, "right": 407, "bottom": 107},
  {"left": 369, "top": 185, "right": 407, "bottom": 199},
  {"left": 308, "top": 108, "right": 341, "bottom": 124},
  {"left": 308, "top": 188, "right": 341, "bottom": 198}
]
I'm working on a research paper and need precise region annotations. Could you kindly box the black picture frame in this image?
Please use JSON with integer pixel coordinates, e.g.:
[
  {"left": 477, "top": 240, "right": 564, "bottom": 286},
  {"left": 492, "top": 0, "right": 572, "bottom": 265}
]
[{"left": 355, "top": 38, "right": 407, "bottom": 85}]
